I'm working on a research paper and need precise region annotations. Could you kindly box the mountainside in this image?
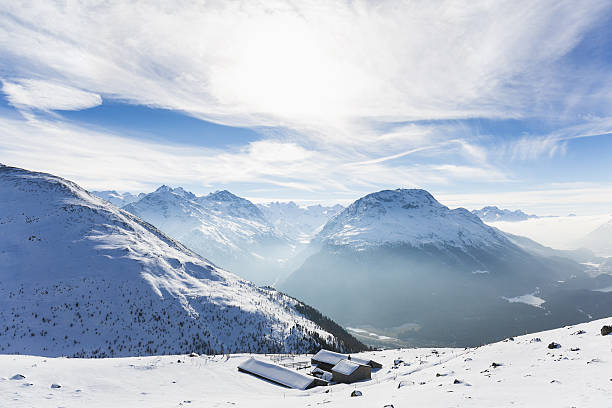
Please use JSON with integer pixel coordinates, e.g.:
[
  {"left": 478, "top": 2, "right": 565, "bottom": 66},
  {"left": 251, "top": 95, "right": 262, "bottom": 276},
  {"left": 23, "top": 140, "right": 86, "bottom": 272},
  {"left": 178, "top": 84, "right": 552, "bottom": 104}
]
[
  {"left": 281, "top": 189, "right": 612, "bottom": 347},
  {"left": 92, "top": 190, "right": 144, "bottom": 207},
  {"left": 577, "top": 219, "right": 612, "bottom": 257},
  {"left": 316, "top": 190, "right": 511, "bottom": 249},
  {"left": 257, "top": 202, "right": 344, "bottom": 243},
  {"left": 123, "top": 187, "right": 295, "bottom": 284},
  {"left": 473, "top": 206, "right": 538, "bottom": 222},
  {"left": 0, "top": 165, "right": 365, "bottom": 357}
]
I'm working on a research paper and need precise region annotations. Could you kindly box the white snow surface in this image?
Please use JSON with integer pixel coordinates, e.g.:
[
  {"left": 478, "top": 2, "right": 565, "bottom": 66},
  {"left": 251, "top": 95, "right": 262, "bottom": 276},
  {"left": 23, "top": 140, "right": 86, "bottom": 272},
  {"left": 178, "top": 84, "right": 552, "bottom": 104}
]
[
  {"left": 257, "top": 201, "right": 344, "bottom": 242},
  {"left": 317, "top": 189, "right": 512, "bottom": 250},
  {"left": 1, "top": 317, "right": 611, "bottom": 407},
  {"left": 502, "top": 293, "right": 546, "bottom": 308},
  {"left": 0, "top": 165, "right": 343, "bottom": 357}
]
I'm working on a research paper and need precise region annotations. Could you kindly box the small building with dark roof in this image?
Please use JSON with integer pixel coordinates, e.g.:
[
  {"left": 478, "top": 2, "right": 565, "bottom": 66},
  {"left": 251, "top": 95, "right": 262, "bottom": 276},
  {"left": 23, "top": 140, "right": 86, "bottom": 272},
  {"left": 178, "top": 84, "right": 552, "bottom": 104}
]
[
  {"left": 331, "top": 359, "right": 371, "bottom": 383},
  {"left": 311, "top": 349, "right": 382, "bottom": 371}
]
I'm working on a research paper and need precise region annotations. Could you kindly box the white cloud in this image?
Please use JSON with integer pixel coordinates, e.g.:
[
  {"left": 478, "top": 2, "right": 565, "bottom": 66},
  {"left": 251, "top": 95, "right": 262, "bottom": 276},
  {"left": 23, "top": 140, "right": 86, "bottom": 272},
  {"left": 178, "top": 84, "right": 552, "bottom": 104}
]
[
  {"left": 1, "top": 79, "right": 102, "bottom": 111},
  {"left": 0, "top": 115, "right": 506, "bottom": 195},
  {"left": 438, "top": 183, "right": 612, "bottom": 215},
  {"left": 506, "top": 117, "right": 612, "bottom": 160},
  {"left": 0, "top": 1, "right": 609, "bottom": 142}
]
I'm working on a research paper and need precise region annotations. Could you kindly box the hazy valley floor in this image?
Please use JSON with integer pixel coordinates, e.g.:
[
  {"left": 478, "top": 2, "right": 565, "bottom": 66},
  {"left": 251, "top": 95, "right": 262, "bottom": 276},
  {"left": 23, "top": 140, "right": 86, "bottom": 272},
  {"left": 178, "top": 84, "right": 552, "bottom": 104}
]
[{"left": 1, "top": 317, "right": 611, "bottom": 407}]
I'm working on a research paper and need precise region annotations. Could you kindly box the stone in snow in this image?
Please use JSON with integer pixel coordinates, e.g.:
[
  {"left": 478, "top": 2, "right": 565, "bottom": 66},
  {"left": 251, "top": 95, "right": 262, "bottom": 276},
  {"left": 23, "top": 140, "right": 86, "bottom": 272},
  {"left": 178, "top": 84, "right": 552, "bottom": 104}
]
[
  {"left": 51, "top": 383, "right": 61, "bottom": 389},
  {"left": 350, "top": 390, "right": 362, "bottom": 397},
  {"left": 601, "top": 325, "right": 612, "bottom": 336},
  {"left": 10, "top": 374, "right": 26, "bottom": 380},
  {"left": 548, "top": 342, "right": 561, "bottom": 349}
]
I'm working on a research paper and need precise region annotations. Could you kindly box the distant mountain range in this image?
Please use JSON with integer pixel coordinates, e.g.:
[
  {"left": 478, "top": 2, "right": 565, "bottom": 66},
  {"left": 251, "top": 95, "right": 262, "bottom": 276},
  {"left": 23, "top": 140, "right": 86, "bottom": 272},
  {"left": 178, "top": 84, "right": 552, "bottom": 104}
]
[
  {"left": 280, "top": 189, "right": 612, "bottom": 347},
  {"left": 91, "top": 189, "right": 344, "bottom": 285},
  {"left": 92, "top": 190, "right": 144, "bottom": 207},
  {"left": 257, "top": 201, "right": 344, "bottom": 243},
  {"left": 472, "top": 206, "right": 539, "bottom": 222},
  {"left": 121, "top": 186, "right": 295, "bottom": 284},
  {"left": 0, "top": 165, "right": 365, "bottom": 357}
]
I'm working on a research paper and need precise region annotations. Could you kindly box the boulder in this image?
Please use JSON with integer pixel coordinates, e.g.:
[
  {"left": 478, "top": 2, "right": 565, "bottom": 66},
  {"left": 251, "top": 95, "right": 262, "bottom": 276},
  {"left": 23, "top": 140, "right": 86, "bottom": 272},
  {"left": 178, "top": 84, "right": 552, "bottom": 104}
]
[
  {"left": 547, "top": 342, "right": 561, "bottom": 349},
  {"left": 51, "top": 383, "right": 62, "bottom": 389},
  {"left": 601, "top": 325, "right": 612, "bottom": 336},
  {"left": 350, "top": 390, "right": 362, "bottom": 397},
  {"left": 10, "top": 374, "right": 25, "bottom": 380}
]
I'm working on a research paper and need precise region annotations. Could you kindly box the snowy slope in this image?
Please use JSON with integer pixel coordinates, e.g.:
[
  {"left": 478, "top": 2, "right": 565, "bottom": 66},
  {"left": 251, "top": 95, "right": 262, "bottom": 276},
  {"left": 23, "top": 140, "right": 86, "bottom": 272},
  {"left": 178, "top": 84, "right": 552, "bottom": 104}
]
[
  {"left": 472, "top": 206, "right": 538, "bottom": 222},
  {"left": 91, "top": 190, "right": 143, "bottom": 207},
  {"left": 123, "top": 187, "right": 295, "bottom": 284},
  {"left": 0, "top": 165, "right": 363, "bottom": 357},
  {"left": 257, "top": 201, "right": 343, "bottom": 243},
  {"left": 316, "top": 189, "right": 513, "bottom": 250},
  {"left": 577, "top": 219, "right": 612, "bottom": 257},
  {"left": 1, "top": 317, "right": 611, "bottom": 407}
]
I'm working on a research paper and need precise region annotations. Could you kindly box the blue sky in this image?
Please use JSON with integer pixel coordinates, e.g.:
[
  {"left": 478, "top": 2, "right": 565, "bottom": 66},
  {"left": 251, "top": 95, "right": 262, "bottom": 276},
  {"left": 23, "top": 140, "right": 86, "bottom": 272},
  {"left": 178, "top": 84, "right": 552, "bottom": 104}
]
[{"left": 0, "top": 1, "right": 611, "bottom": 215}]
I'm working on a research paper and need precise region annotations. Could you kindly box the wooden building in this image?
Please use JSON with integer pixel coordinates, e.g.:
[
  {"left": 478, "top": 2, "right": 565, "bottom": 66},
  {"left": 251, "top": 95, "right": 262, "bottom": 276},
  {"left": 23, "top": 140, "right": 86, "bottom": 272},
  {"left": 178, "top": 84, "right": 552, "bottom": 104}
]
[
  {"left": 331, "top": 359, "right": 371, "bottom": 383},
  {"left": 238, "top": 357, "right": 327, "bottom": 390}
]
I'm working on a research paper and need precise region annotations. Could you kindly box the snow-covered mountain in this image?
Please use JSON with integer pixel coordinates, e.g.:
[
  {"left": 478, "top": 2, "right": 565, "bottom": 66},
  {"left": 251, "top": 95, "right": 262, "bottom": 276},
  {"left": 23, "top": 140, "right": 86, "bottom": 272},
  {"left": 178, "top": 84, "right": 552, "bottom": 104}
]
[
  {"left": 92, "top": 190, "right": 144, "bottom": 207},
  {"left": 281, "top": 189, "right": 612, "bottom": 347},
  {"left": 257, "top": 202, "right": 344, "bottom": 243},
  {"left": 123, "top": 188, "right": 296, "bottom": 284},
  {"left": 317, "top": 190, "right": 511, "bottom": 249},
  {"left": 0, "top": 165, "right": 364, "bottom": 357},
  {"left": 2, "top": 317, "right": 611, "bottom": 407},
  {"left": 472, "top": 205, "right": 538, "bottom": 222}
]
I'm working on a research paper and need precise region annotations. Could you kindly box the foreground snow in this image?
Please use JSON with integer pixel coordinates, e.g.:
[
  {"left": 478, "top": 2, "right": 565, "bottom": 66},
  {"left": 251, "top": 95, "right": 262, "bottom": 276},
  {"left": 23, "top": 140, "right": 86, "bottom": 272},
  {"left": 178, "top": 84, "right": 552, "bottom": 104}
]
[{"left": 2, "top": 317, "right": 611, "bottom": 407}]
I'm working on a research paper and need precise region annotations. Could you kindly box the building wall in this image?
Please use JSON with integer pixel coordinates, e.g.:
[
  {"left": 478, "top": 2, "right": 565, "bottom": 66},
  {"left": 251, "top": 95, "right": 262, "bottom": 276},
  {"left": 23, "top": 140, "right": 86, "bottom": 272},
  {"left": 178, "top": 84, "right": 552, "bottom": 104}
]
[{"left": 331, "top": 365, "right": 371, "bottom": 383}]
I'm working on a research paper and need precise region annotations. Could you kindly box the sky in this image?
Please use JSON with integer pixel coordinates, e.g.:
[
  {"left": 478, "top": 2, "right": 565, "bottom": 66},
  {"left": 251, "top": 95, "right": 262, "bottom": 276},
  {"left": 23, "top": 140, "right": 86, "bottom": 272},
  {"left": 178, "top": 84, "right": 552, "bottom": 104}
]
[{"left": 1, "top": 1, "right": 612, "bottom": 215}]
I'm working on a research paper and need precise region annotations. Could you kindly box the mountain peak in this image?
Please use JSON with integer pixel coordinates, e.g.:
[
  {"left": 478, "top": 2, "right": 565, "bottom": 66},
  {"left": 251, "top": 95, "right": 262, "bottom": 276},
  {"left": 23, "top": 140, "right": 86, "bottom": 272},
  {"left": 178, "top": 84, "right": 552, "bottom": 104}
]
[
  {"left": 206, "top": 189, "right": 241, "bottom": 202},
  {"left": 364, "top": 188, "right": 440, "bottom": 208},
  {"left": 473, "top": 206, "right": 537, "bottom": 222},
  {"left": 152, "top": 185, "right": 196, "bottom": 200},
  {"left": 317, "top": 188, "right": 508, "bottom": 249}
]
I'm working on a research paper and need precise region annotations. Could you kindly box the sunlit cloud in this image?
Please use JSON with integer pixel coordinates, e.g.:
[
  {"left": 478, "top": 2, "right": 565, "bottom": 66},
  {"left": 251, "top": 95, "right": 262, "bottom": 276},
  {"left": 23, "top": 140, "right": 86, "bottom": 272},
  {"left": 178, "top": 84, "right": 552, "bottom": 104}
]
[
  {"left": 1, "top": 79, "right": 102, "bottom": 111},
  {"left": 0, "top": 1, "right": 611, "bottom": 216},
  {"left": 0, "top": 115, "right": 507, "bottom": 195},
  {"left": 1, "top": 1, "right": 610, "bottom": 142}
]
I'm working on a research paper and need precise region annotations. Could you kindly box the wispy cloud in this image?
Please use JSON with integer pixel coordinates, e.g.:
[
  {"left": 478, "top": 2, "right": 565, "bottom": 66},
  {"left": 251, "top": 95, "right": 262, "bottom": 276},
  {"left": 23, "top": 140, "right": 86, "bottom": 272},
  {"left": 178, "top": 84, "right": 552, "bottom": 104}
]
[
  {"left": 0, "top": 115, "right": 507, "bottom": 195},
  {"left": 1, "top": 1, "right": 610, "bottom": 142},
  {"left": 0, "top": 1, "right": 611, "bottom": 214},
  {"left": 507, "top": 116, "right": 612, "bottom": 160},
  {"left": 439, "top": 183, "right": 612, "bottom": 215},
  {"left": 1, "top": 79, "right": 102, "bottom": 111}
]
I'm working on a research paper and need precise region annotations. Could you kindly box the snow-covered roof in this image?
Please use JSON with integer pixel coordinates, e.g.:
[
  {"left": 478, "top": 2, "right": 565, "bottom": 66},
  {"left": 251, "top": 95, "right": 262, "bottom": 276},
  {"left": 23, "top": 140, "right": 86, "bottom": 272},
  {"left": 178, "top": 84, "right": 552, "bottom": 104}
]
[
  {"left": 331, "top": 359, "right": 362, "bottom": 375},
  {"left": 238, "top": 358, "right": 316, "bottom": 390},
  {"left": 311, "top": 349, "right": 372, "bottom": 367}
]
